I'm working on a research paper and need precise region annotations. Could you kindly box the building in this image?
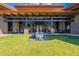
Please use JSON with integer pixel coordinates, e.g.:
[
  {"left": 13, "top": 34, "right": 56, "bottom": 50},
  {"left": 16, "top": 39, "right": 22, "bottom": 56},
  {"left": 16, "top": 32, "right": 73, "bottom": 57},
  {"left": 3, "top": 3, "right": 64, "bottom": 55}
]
[{"left": 0, "top": 3, "right": 79, "bottom": 34}]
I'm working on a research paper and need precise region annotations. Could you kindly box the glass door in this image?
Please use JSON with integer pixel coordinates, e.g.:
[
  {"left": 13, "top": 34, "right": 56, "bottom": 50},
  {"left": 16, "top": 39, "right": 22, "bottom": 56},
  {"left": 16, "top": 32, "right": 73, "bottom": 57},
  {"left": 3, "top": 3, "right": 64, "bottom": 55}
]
[{"left": 19, "top": 22, "right": 24, "bottom": 33}]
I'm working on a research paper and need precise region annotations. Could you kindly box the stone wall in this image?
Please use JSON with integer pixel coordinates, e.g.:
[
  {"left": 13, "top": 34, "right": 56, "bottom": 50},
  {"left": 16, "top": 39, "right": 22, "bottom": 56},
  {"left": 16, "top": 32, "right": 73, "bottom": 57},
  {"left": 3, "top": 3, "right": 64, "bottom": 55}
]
[
  {"left": 71, "top": 15, "right": 79, "bottom": 34},
  {"left": 0, "top": 15, "right": 8, "bottom": 34}
]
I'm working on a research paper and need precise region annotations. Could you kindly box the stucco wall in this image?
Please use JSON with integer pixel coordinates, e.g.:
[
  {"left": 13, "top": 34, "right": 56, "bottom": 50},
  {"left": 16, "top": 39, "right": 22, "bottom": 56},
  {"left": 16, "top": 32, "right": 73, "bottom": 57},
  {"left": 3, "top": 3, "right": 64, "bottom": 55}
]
[
  {"left": 0, "top": 15, "right": 8, "bottom": 34},
  {"left": 71, "top": 15, "right": 79, "bottom": 34}
]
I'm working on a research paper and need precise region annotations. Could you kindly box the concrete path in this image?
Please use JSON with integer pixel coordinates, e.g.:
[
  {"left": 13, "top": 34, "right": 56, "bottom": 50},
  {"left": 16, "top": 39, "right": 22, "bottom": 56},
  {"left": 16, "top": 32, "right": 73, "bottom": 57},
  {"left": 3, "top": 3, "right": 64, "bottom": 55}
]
[{"left": 0, "top": 34, "right": 12, "bottom": 37}]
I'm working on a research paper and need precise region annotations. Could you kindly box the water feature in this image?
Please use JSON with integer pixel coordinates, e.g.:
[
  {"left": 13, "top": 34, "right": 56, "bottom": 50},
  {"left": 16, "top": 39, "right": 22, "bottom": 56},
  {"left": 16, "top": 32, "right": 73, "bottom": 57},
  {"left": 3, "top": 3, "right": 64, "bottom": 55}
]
[{"left": 35, "top": 25, "right": 44, "bottom": 40}]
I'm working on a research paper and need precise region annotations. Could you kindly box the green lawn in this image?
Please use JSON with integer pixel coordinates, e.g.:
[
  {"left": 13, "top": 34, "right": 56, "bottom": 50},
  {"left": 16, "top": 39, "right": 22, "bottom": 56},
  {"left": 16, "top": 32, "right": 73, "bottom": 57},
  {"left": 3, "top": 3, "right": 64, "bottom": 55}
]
[{"left": 0, "top": 34, "right": 79, "bottom": 56}]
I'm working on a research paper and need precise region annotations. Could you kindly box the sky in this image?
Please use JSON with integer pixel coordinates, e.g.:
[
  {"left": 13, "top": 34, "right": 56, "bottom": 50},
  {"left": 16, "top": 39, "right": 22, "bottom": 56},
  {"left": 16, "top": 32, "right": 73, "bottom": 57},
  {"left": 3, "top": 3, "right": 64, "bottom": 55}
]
[{"left": 6, "top": 3, "right": 72, "bottom": 9}]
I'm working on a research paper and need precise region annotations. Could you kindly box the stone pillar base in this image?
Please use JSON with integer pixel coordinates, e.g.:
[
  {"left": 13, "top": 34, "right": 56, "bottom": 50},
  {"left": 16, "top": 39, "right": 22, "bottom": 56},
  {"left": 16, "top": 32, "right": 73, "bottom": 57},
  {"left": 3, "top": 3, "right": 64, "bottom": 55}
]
[
  {"left": 51, "top": 28, "right": 55, "bottom": 34},
  {"left": 0, "top": 29, "right": 3, "bottom": 34},
  {"left": 24, "top": 29, "right": 29, "bottom": 34}
]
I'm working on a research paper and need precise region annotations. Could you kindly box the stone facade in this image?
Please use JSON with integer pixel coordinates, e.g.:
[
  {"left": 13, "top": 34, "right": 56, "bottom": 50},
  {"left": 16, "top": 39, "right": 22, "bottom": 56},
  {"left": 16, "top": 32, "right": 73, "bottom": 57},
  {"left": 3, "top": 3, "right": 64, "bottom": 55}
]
[
  {"left": 0, "top": 15, "right": 79, "bottom": 34},
  {"left": 0, "top": 15, "right": 7, "bottom": 34},
  {"left": 71, "top": 15, "right": 79, "bottom": 34}
]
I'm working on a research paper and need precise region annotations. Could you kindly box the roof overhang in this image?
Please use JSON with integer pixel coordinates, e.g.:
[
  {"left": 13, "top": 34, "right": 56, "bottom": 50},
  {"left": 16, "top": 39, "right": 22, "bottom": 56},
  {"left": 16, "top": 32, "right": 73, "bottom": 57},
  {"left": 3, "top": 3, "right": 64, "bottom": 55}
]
[
  {"left": 0, "top": 10, "right": 79, "bottom": 16},
  {"left": 0, "top": 3, "right": 15, "bottom": 11},
  {"left": 65, "top": 3, "right": 79, "bottom": 11}
]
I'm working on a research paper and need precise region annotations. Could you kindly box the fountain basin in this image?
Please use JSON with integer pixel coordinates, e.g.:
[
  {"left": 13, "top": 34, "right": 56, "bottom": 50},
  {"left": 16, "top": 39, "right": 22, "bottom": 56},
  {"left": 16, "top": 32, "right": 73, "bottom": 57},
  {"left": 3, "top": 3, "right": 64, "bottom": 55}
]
[{"left": 36, "top": 32, "right": 44, "bottom": 40}]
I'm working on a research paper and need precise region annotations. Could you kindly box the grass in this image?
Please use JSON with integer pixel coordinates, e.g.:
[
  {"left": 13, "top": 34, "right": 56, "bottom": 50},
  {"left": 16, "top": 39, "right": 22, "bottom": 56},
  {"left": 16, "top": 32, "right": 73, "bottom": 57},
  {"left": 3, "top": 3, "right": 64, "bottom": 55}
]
[{"left": 0, "top": 34, "right": 79, "bottom": 56}]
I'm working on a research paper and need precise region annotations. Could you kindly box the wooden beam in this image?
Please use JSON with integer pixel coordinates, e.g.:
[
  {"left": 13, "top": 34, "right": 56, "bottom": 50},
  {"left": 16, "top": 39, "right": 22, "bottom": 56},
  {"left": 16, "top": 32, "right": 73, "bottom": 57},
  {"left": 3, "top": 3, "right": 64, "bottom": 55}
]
[
  {"left": 39, "top": 12, "right": 47, "bottom": 16},
  {"left": 11, "top": 12, "right": 18, "bottom": 16},
  {"left": 26, "top": 12, "right": 32, "bottom": 16},
  {"left": 3, "top": 12, "right": 10, "bottom": 16},
  {"left": 32, "top": 13, "right": 39, "bottom": 16},
  {"left": 47, "top": 13, "right": 53, "bottom": 16},
  {"left": 18, "top": 13, "right": 25, "bottom": 16}
]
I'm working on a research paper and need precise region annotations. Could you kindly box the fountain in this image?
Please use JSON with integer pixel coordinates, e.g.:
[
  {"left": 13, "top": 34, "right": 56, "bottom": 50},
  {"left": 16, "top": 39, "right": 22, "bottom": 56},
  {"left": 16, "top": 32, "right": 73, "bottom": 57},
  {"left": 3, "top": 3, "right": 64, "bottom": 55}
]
[{"left": 35, "top": 25, "right": 44, "bottom": 40}]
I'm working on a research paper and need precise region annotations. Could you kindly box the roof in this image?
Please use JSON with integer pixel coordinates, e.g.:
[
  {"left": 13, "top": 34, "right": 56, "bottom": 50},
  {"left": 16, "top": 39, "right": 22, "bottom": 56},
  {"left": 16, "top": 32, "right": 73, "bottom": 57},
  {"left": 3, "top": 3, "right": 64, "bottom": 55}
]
[
  {"left": 0, "top": 3, "right": 79, "bottom": 16},
  {"left": 15, "top": 4, "right": 64, "bottom": 12}
]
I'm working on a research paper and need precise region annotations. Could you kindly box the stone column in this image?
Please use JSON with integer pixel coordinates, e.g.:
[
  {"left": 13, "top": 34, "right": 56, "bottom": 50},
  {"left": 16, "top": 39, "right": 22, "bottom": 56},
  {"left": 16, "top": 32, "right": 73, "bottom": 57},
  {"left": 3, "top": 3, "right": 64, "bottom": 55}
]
[
  {"left": 0, "top": 15, "right": 8, "bottom": 34},
  {"left": 51, "top": 21, "right": 55, "bottom": 34},
  {"left": 13, "top": 21, "right": 19, "bottom": 33},
  {"left": 71, "top": 15, "right": 79, "bottom": 34},
  {"left": 24, "top": 22, "right": 29, "bottom": 34},
  {"left": 36, "top": 25, "right": 39, "bottom": 33}
]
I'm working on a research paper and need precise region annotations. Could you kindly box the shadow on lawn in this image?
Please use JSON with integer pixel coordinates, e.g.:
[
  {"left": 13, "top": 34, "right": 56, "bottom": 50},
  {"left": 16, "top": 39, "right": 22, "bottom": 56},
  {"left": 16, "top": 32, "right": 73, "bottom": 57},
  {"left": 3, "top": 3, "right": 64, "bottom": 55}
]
[{"left": 48, "top": 35, "right": 79, "bottom": 45}]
